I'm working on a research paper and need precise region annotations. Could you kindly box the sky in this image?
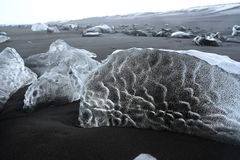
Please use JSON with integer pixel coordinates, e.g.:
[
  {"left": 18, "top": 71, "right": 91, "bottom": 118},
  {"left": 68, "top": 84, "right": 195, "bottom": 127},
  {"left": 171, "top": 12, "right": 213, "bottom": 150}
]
[{"left": 0, "top": 0, "right": 239, "bottom": 25}]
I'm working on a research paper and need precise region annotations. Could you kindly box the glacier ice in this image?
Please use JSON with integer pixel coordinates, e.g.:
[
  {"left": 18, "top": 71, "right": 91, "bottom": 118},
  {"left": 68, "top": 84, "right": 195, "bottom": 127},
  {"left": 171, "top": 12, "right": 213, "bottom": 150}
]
[
  {"left": 47, "top": 26, "right": 60, "bottom": 33},
  {"left": 79, "top": 48, "right": 240, "bottom": 144},
  {"left": 31, "top": 23, "right": 48, "bottom": 31},
  {"left": 85, "top": 24, "right": 114, "bottom": 33},
  {"left": 0, "top": 48, "right": 37, "bottom": 111},
  {"left": 232, "top": 25, "right": 240, "bottom": 36},
  {"left": 170, "top": 31, "right": 194, "bottom": 38},
  {"left": 133, "top": 154, "right": 157, "bottom": 160},
  {"left": 23, "top": 64, "right": 83, "bottom": 110},
  {"left": 0, "top": 32, "right": 7, "bottom": 36},
  {"left": 0, "top": 35, "right": 10, "bottom": 43},
  {"left": 24, "top": 39, "right": 99, "bottom": 110},
  {"left": 25, "top": 39, "right": 99, "bottom": 76},
  {"left": 193, "top": 35, "right": 222, "bottom": 46}
]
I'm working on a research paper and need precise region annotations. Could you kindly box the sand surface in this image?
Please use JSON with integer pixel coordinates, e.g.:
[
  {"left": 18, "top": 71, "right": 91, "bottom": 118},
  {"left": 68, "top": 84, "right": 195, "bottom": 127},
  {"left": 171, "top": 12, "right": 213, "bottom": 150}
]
[{"left": 1, "top": 11, "right": 240, "bottom": 160}]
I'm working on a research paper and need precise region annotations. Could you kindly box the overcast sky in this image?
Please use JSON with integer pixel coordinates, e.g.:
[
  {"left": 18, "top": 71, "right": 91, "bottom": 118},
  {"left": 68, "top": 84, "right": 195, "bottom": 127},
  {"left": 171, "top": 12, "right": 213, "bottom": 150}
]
[{"left": 0, "top": 0, "right": 239, "bottom": 24}]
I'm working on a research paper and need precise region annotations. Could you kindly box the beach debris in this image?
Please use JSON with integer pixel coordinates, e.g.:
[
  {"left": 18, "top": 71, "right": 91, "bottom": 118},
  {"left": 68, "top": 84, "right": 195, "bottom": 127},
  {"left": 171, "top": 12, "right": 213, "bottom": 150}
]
[
  {"left": 31, "top": 23, "right": 48, "bottom": 31},
  {"left": 79, "top": 48, "right": 240, "bottom": 145},
  {"left": 171, "top": 31, "right": 194, "bottom": 38},
  {"left": 0, "top": 48, "right": 37, "bottom": 111},
  {"left": 232, "top": 25, "right": 240, "bottom": 36},
  {"left": 47, "top": 26, "right": 60, "bottom": 33},
  {"left": 133, "top": 153, "right": 157, "bottom": 160},
  {"left": 24, "top": 39, "right": 99, "bottom": 110},
  {"left": 193, "top": 34, "right": 222, "bottom": 46},
  {"left": 0, "top": 35, "right": 10, "bottom": 43},
  {"left": 85, "top": 24, "right": 114, "bottom": 33}
]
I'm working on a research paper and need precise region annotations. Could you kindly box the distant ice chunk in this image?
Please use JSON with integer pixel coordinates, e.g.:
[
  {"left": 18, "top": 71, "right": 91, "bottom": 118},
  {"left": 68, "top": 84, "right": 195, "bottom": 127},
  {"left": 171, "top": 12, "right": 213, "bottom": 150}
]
[
  {"left": 123, "top": 29, "right": 148, "bottom": 37},
  {"left": 133, "top": 154, "right": 157, "bottom": 160},
  {"left": 79, "top": 48, "right": 240, "bottom": 144},
  {"left": 86, "top": 24, "right": 114, "bottom": 33},
  {"left": 47, "top": 26, "right": 60, "bottom": 33},
  {"left": 24, "top": 39, "right": 99, "bottom": 110},
  {"left": 171, "top": 31, "right": 194, "bottom": 38},
  {"left": 0, "top": 35, "right": 10, "bottom": 43},
  {"left": 0, "top": 48, "right": 37, "bottom": 110},
  {"left": 232, "top": 25, "right": 240, "bottom": 36},
  {"left": 0, "top": 32, "right": 7, "bottom": 36},
  {"left": 31, "top": 23, "right": 48, "bottom": 31},
  {"left": 59, "top": 24, "right": 78, "bottom": 31},
  {"left": 193, "top": 35, "right": 222, "bottom": 46},
  {"left": 154, "top": 30, "right": 171, "bottom": 37},
  {"left": 82, "top": 32, "right": 102, "bottom": 37}
]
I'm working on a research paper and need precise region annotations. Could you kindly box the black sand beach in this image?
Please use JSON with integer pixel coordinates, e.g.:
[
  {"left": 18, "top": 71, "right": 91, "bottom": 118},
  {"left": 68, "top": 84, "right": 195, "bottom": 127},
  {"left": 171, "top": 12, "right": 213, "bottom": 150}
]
[{"left": 1, "top": 7, "right": 240, "bottom": 160}]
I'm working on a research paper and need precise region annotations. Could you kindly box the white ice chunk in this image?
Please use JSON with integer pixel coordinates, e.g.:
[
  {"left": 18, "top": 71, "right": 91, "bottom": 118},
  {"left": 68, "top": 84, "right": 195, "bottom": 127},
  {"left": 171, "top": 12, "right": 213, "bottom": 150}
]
[
  {"left": 0, "top": 35, "right": 10, "bottom": 43},
  {"left": 86, "top": 24, "right": 114, "bottom": 33},
  {"left": 82, "top": 32, "right": 102, "bottom": 37},
  {"left": 0, "top": 48, "right": 37, "bottom": 110},
  {"left": 31, "top": 23, "right": 48, "bottom": 31},
  {"left": 25, "top": 39, "right": 98, "bottom": 76},
  {"left": 177, "top": 49, "right": 240, "bottom": 75},
  {"left": 24, "top": 39, "right": 99, "bottom": 110},
  {"left": 133, "top": 154, "right": 157, "bottom": 160},
  {"left": 232, "top": 25, "right": 240, "bottom": 36},
  {"left": 171, "top": 31, "right": 194, "bottom": 38},
  {"left": 79, "top": 48, "right": 240, "bottom": 145},
  {"left": 47, "top": 26, "right": 60, "bottom": 33},
  {"left": 113, "top": 48, "right": 240, "bottom": 75},
  {"left": 23, "top": 64, "right": 83, "bottom": 110},
  {"left": 0, "top": 32, "right": 7, "bottom": 36}
]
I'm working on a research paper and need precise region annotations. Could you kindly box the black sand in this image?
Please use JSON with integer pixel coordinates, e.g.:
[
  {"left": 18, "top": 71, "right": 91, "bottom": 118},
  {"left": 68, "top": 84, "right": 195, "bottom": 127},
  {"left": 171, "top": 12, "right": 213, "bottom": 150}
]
[{"left": 1, "top": 11, "right": 240, "bottom": 160}]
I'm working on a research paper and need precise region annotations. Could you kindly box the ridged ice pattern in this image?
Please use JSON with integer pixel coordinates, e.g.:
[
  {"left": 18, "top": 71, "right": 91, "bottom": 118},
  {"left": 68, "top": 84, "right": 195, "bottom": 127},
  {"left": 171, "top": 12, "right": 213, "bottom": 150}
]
[
  {"left": 79, "top": 48, "right": 240, "bottom": 144},
  {"left": 0, "top": 48, "right": 37, "bottom": 111}
]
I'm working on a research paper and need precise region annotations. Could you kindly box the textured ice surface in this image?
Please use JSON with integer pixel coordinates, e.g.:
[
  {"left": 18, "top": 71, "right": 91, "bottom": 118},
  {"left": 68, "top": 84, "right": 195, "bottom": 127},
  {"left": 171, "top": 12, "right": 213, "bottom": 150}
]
[
  {"left": 31, "top": 23, "right": 48, "bottom": 31},
  {"left": 0, "top": 48, "right": 37, "bottom": 110},
  {"left": 79, "top": 48, "right": 240, "bottom": 144},
  {"left": 23, "top": 64, "right": 83, "bottom": 110},
  {"left": 86, "top": 24, "right": 113, "bottom": 33},
  {"left": 0, "top": 35, "right": 10, "bottom": 43},
  {"left": 24, "top": 39, "right": 99, "bottom": 109},
  {"left": 25, "top": 39, "right": 99, "bottom": 76},
  {"left": 133, "top": 154, "right": 157, "bottom": 160}
]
